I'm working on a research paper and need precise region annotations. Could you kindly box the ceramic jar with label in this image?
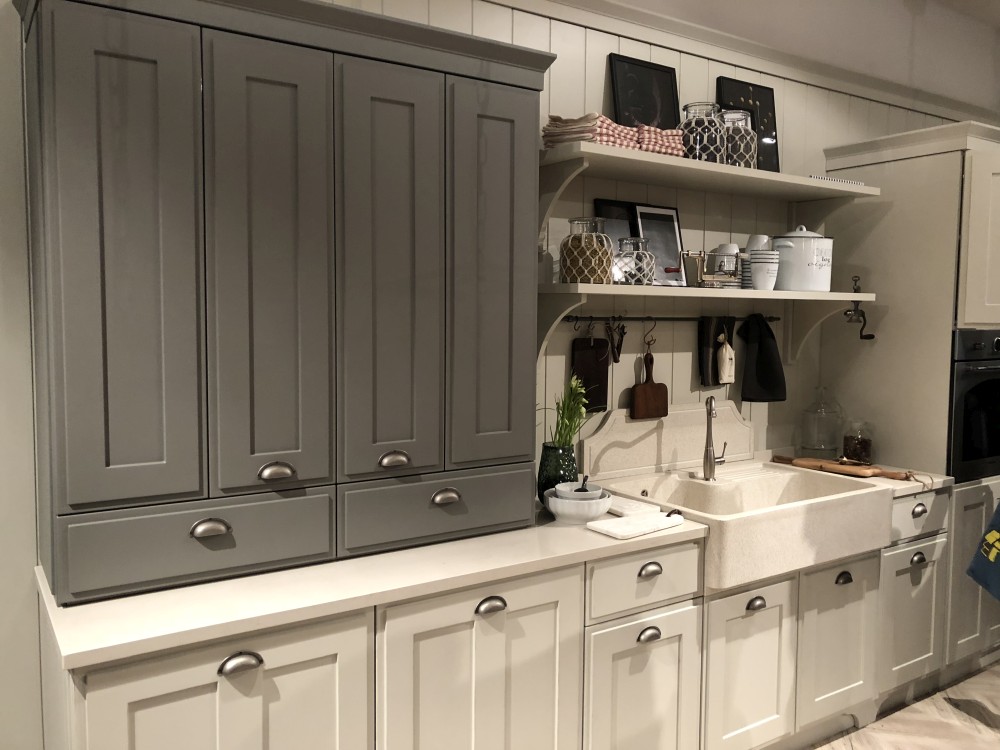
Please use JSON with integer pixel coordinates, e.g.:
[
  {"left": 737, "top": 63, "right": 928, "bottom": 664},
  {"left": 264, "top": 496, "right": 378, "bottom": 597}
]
[
  {"left": 680, "top": 102, "right": 726, "bottom": 163},
  {"left": 559, "top": 217, "right": 614, "bottom": 284}
]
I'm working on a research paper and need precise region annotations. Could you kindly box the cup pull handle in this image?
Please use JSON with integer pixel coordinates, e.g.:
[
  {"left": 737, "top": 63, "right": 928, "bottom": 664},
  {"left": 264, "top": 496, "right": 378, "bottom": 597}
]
[
  {"left": 189, "top": 518, "right": 232, "bottom": 539},
  {"left": 666, "top": 509, "right": 684, "bottom": 518},
  {"left": 910, "top": 551, "right": 927, "bottom": 566},
  {"left": 475, "top": 596, "right": 508, "bottom": 616},
  {"left": 378, "top": 450, "right": 412, "bottom": 469},
  {"left": 217, "top": 651, "right": 263, "bottom": 677},
  {"left": 432, "top": 488, "right": 462, "bottom": 506},
  {"left": 257, "top": 461, "right": 296, "bottom": 481},
  {"left": 746, "top": 596, "right": 767, "bottom": 612},
  {"left": 636, "top": 626, "right": 661, "bottom": 644},
  {"left": 835, "top": 571, "right": 854, "bottom": 586},
  {"left": 911, "top": 503, "right": 928, "bottom": 519},
  {"left": 637, "top": 562, "right": 663, "bottom": 579}
]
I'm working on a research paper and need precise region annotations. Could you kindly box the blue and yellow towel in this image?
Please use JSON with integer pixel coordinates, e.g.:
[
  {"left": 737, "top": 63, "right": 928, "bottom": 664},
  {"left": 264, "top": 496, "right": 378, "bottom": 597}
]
[{"left": 968, "top": 504, "right": 1000, "bottom": 602}]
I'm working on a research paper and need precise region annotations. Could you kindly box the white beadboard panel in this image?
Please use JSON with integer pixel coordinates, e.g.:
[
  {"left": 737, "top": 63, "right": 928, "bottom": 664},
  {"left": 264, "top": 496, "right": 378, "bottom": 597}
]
[
  {"left": 825, "top": 91, "right": 852, "bottom": 151},
  {"left": 383, "top": 0, "right": 427, "bottom": 23},
  {"left": 678, "top": 53, "right": 710, "bottom": 111},
  {"left": 429, "top": 0, "right": 473, "bottom": 33},
  {"left": 512, "top": 11, "right": 551, "bottom": 149},
  {"left": 676, "top": 190, "right": 706, "bottom": 253},
  {"left": 847, "top": 96, "right": 870, "bottom": 144},
  {"left": 615, "top": 181, "right": 648, "bottom": 204},
  {"left": 549, "top": 20, "right": 587, "bottom": 118},
  {"left": 887, "top": 105, "right": 909, "bottom": 134},
  {"left": 803, "top": 85, "right": 832, "bottom": 177},
  {"left": 650, "top": 45, "right": 681, "bottom": 71},
  {"left": 472, "top": 0, "right": 512, "bottom": 42},
  {"left": 584, "top": 29, "right": 619, "bottom": 115},
  {"left": 618, "top": 38, "right": 651, "bottom": 61},
  {"left": 333, "top": 0, "right": 383, "bottom": 12},
  {"left": 731, "top": 67, "right": 763, "bottom": 86},
  {"left": 780, "top": 81, "right": 808, "bottom": 177},
  {"left": 730, "top": 195, "right": 756, "bottom": 246},
  {"left": 646, "top": 185, "right": 678, "bottom": 212},
  {"left": 582, "top": 176, "right": 617, "bottom": 217},
  {"left": 704, "top": 193, "right": 732, "bottom": 251},
  {"left": 904, "top": 108, "right": 928, "bottom": 132},
  {"left": 755, "top": 199, "right": 788, "bottom": 237},
  {"left": 707, "top": 60, "right": 736, "bottom": 93},
  {"left": 670, "top": 313, "right": 699, "bottom": 404},
  {"left": 867, "top": 101, "right": 891, "bottom": 139}
]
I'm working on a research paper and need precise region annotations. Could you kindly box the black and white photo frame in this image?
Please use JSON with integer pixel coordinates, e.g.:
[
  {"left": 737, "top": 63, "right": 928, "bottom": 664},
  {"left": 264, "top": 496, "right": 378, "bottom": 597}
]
[
  {"left": 608, "top": 54, "right": 680, "bottom": 130},
  {"left": 716, "top": 76, "right": 780, "bottom": 172},
  {"left": 635, "top": 204, "right": 686, "bottom": 286}
]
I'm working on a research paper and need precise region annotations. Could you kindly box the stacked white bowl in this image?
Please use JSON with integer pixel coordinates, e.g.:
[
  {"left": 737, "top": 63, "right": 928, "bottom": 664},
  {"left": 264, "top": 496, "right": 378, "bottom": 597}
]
[
  {"left": 748, "top": 236, "right": 779, "bottom": 291},
  {"left": 741, "top": 253, "right": 753, "bottom": 288}
]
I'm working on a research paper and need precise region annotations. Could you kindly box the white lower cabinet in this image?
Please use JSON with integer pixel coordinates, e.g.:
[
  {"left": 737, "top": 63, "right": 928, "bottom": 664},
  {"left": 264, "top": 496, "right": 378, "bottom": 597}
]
[
  {"left": 377, "top": 565, "right": 584, "bottom": 750},
  {"left": 949, "top": 480, "right": 1000, "bottom": 658},
  {"left": 84, "top": 610, "right": 374, "bottom": 750},
  {"left": 878, "top": 534, "right": 948, "bottom": 692},
  {"left": 584, "top": 600, "right": 702, "bottom": 750},
  {"left": 704, "top": 578, "right": 798, "bottom": 750},
  {"left": 796, "top": 554, "right": 880, "bottom": 728}
]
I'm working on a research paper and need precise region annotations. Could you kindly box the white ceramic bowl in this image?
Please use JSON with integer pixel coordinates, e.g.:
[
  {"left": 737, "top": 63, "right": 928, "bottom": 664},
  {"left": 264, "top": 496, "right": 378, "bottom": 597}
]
[
  {"left": 545, "top": 489, "right": 613, "bottom": 524},
  {"left": 554, "top": 481, "right": 604, "bottom": 500}
]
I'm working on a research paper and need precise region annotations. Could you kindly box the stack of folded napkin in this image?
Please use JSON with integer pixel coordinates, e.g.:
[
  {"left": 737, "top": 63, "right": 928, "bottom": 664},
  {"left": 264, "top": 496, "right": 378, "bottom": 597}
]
[{"left": 543, "top": 113, "right": 685, "bottom": 156}]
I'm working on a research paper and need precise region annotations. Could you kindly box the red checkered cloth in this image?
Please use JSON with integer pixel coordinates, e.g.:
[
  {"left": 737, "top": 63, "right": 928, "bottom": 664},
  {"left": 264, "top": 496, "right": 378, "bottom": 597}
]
[{"left": 637, "top": 124, "right": 685, "bottom": 156}]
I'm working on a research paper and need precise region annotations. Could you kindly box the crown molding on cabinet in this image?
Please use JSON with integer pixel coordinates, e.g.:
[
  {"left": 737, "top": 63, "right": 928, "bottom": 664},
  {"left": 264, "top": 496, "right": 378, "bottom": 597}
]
[{"left": 825, "top": 121, "right": 1000, "bottom": 171}]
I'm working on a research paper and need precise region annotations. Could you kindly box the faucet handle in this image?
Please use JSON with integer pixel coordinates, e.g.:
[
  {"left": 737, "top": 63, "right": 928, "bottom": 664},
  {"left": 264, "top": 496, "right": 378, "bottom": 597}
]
[{"left": 716, "top": 441, "right": 728, "bottom": 465}]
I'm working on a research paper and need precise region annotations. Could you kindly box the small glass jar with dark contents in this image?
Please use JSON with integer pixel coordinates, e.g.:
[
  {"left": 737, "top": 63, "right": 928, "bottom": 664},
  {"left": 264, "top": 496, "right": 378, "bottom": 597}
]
[
  {"left": 843, "top": 420, "right": 874, "bottom": 464},
  {"left": 680, "top": 102, "right": 726, "bottom": 163}
]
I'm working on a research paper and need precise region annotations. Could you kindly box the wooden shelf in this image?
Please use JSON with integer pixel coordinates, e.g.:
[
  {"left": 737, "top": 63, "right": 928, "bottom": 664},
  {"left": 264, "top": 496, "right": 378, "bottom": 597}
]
[{"left": 538, "top": 283, "right": 876, "bottom": 303}]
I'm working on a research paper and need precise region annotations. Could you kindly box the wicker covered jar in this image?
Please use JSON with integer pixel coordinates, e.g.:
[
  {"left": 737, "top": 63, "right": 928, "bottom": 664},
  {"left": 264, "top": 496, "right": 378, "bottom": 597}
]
[{"left": 559, "top": 217, "right": 614, "bottom": 284}]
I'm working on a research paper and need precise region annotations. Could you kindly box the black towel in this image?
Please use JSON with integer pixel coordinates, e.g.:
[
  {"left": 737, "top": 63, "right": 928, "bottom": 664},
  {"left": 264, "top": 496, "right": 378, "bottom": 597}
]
[
  {"left": 571, "top": 337, "right": 610, "bottom": 413},
  {"left": 697, "top": 316, "right": 735, "bottom": 387},
  {"left": 736, "top": 314, "right": 786, "bottom": 402}
]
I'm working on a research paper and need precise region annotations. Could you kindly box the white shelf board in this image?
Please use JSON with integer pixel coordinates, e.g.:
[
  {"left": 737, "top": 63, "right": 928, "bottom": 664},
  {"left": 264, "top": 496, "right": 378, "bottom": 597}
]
[
  {"left": 538, "top": 283, "right": 876, "bottom": 303},
  {"left": 540, "top": 142, "right": 881, "bottom": 201}
]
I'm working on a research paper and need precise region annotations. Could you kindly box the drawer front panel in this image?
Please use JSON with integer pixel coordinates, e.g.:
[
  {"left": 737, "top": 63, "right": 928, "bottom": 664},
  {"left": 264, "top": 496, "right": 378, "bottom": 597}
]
[
  {"left": 59, "top": 490, "right": 335, "bottom": 602},
  {"left": 586, "top": 542, "right": 702, "bottom": 623},
  {"left": 891, "top": 489, "right": 949, "bottom": 541},
  {"left": 338, "top": 464, "right": 534, "bottom": 556}
]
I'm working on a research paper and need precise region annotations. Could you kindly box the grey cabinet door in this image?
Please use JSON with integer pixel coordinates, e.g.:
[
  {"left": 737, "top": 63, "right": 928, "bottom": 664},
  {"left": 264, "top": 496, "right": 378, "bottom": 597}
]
[
  {"left": 337, "top": 55, "right": 445, "bottom": 479},
  {"left": 40, "top": 1, "right": 204, "bottom": 510},
  {"left": 205, "top": 31, "right": 335, "bottom": 495},
  {"left": 447, "top": 78, "right": 538, "bottom": 467}
]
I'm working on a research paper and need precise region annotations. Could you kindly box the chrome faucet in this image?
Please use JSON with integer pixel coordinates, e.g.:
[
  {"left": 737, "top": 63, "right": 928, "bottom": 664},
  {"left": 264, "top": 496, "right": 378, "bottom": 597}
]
[{"left": 703, "top": 396, "right": 728, "bottom": 481}]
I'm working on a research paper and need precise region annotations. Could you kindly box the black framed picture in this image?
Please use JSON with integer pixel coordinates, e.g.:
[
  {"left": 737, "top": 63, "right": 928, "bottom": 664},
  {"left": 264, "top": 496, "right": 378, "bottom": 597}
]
[
  {"left": 593, "top": 198, "right": 638, "bottom": 249},
  {"left": 635, "top": 204, "right": 685, "bottom": 286},
  {"left": 608, "top": 54, "right": 680, "bottom": 130},
  {"left": 716, "top": 76, "right": 780, "bottom": 172}
]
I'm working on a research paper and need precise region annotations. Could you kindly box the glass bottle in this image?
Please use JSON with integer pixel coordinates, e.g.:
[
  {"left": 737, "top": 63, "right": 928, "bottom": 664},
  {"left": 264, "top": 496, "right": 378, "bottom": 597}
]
[
  {"left": 680, "top": 102, "right": 726, "bottom": 163},
  {"left": 559, "top": 217, "right": 614, "bottom": 284},
  {"left": 612, "top": 237, "right": 655, "bottom": 285},
  {"left": 799, "top": 386, "right": 843, "bottom": 459},
  {"left": 843, "top": 420, "right": 874, "bottom": 464},
  {"left": 721, "top": 109, "right": 757, "bottom": 169}
]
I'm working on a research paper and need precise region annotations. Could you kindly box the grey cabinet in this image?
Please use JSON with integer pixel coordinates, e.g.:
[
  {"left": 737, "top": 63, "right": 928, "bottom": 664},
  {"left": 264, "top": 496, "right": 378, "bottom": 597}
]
[
  {"left": 447, "top": 78, "right": 537, "bottom": 468},
  {"left": 205, "top": 30, "right": 335, "bottom": 495},
  {"left": 337, "top": 55, "right": 445, "bottom": 480},
  {"left": 32, "top": 0, "right": 205, "bottom": 512}
]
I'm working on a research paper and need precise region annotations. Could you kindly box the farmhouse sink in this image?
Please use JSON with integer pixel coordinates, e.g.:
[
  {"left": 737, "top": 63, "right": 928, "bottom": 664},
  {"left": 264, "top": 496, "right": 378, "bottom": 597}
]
[{"left": 602, "top": 462, "right": 893, "bottom": 591}]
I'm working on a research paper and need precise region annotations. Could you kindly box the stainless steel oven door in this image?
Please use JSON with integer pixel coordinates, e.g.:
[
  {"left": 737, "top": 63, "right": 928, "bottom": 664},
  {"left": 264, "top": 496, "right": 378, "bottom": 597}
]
[{"left": 950, "top": 360, "right": 1000, "bottom": 482}]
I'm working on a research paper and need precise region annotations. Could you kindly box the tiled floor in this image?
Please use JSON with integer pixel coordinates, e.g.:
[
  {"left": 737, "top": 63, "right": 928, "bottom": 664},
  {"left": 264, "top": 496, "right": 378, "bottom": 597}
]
[{"left": 813, "top": 663, "right": 1000, "bottom": 749}]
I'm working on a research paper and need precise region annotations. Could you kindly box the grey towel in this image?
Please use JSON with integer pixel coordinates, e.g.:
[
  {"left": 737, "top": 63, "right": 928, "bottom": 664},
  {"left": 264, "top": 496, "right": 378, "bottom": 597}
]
[{"left": 736, "top": 314, "right": 786, "bottom": 402}]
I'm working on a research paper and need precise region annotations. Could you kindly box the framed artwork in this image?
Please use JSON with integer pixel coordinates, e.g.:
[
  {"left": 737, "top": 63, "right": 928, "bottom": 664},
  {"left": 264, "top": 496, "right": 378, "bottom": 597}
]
[
  {"left": 593, "top": 198, "right": 637, "bottom": 250},
  {"left": 716, "top": 76, "right": 780, "bottom": 172},
  {"left": 635, "top": 204, "right": 686, "bottom": 286},
  {"left": 608, "top": 54, "right": 680, "bottom": 130}
]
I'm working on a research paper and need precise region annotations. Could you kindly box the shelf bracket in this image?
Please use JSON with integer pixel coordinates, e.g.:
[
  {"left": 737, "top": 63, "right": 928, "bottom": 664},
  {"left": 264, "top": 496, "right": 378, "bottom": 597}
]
[
  {"left": 537, "top": 293, "right": 587, "bottom": 364},
  {"left": 538, "top": 156, "right": 588, "bottom": 238}
]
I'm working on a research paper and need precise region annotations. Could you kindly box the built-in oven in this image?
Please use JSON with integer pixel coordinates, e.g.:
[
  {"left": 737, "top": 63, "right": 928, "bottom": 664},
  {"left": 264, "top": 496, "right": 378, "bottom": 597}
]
[{"left": 950, "top": 329, "right": 1000, "bottom": 482}]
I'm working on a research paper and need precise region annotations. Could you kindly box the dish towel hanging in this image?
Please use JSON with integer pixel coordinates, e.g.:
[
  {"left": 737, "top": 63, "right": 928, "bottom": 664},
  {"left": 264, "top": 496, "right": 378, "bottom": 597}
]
[
  {"left": 697, "top": 316, "right": 735, "bottom": 387},
  {"left": 736, "top": 313, "right": 786, "bottom": 401},
  {"left": 968, "top": 502, "right": 1000, "bottom": 602}
]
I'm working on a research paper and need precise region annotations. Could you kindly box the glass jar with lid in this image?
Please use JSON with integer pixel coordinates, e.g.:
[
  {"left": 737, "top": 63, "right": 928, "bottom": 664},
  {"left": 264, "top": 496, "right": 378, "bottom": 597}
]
[
  {"left": 799, "top": 386, "right": 843, "bottom": 459},
  {"left": 843, "top": 420, "right": 874, "bottom": 464},
  {"left": 612, "top": 237, "right": 655, "bottom": 285},
  {"left": 721, "top": 109, "right": 757, "bottom": 169},
  {"left": 559, "top": 217, "right": 614, "bottom": 284},
  {"left": 680, "top": 102, "right": 726, "bottom": 163}
]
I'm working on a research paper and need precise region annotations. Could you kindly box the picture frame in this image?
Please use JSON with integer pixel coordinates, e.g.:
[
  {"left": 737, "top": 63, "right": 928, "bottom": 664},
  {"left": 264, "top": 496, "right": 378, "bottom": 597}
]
[
  {"left": 635, "top": 204, "right": 686, "bottom": 286},
  {"left": 593, "top": 198, "right": 638, "bottom": 251},
  {"left": 716, "top": 76, "right": 780, "bottom": 172},
  {"left": 608, "top": 54, "right": 680, "bottom": 130}
]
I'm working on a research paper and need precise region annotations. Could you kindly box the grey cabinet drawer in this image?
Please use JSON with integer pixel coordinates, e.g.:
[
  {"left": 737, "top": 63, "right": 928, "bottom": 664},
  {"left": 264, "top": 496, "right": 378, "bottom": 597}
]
[
  {"left": 338, "top": 464, "right": 534, "bottom": 556},
  {"left": 56, "top": 489, "right": 335, "bottom": 604}
]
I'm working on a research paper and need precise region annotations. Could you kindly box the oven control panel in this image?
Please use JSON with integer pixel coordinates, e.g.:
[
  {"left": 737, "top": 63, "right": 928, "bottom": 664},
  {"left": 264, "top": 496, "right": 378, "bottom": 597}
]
[{"left": 953, "top": 329, "right": 1000, "bottom": 361}]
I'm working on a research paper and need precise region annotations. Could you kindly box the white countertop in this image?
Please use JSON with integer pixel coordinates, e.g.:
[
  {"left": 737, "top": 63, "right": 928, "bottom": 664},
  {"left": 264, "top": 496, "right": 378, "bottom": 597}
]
[
  {"left": 856, "top": 467, "right": 952, "bottom": 498},
  {"left": 39, "top": 517, "right": 707, "bottom": 671}
]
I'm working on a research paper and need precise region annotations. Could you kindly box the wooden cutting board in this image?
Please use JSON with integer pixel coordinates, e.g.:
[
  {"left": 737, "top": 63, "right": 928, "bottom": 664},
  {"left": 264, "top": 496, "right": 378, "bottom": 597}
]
[
  {"left": 630, "top": 352, "right": 669, "bottom": 419},
  {"left": 772, "top": 454, "right": 911, "bottom": 481}
]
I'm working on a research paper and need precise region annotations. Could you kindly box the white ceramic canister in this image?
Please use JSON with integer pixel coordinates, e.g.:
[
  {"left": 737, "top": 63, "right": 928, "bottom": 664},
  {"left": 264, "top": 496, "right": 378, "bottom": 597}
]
[{"left": 771, "top": 225, "right": 833, "bottom": 291}]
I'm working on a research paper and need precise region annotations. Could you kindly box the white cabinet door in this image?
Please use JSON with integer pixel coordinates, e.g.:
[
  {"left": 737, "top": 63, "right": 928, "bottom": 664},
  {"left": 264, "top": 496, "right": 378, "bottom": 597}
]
[
  {"left": 796, "top": 554, "right": 879, "bottom": 728},
  {"left": 584, "top": 601, "right": 701, "bottom": 750},
  {"left": 878, "top": 535, "right": 948, "bottom": 692},
  {"left": 977, "top": 480, "right": 1000, "bottom": 648},
  {"left": 948, "top": 484, "right": 991, "bottom": 663},
  {"left": 85, "top": 611, "right": 373, "bottom": 750},
  {"left": 378, "top": 566, "right": 584, "bottom": 750},
  {"left": 704, "top": 578, "right": 797, "bottom": 750},
  {"left": 958, "top": 150, "right": 1000, "bottom": 327}
]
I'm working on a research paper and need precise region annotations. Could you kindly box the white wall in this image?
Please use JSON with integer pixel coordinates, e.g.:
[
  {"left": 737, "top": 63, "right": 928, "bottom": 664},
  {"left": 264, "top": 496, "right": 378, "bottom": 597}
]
[
  {"left": 1, "top": 1, "right": 996, "bottom": 747},
  {"left": 0, "top": 1, "right": 43, "bottom": 748}
]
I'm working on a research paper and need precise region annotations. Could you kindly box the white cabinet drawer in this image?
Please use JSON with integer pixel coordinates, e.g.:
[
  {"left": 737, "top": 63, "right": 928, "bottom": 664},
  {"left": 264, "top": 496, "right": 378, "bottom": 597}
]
[
  {"left": 586, "top": 541, "right": 702, "bottom": 623},
  {"left": 891, "top": 489, "right": 949, "bottom": 542}
]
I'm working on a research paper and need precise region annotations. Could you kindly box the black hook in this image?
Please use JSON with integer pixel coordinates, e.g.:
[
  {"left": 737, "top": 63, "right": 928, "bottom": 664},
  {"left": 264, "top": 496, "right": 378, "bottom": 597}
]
[
  {"left": 643, "top": 317, "right": 657, "bottom": 348},
  {"left": 844, "top": 276, "right": 875, "bottom": 341}
]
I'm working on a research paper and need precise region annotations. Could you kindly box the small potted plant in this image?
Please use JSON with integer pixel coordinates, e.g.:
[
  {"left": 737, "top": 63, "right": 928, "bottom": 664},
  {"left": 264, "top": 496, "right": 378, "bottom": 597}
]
[{"left": 537, "top": 375, "right": 588, "bottom": 504}]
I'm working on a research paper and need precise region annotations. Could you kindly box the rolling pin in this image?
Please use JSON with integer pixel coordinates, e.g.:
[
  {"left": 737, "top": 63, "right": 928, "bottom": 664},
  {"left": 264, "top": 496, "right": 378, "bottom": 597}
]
[{"left": 772, "top": 455, "right": 911, "bottom": 481}]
